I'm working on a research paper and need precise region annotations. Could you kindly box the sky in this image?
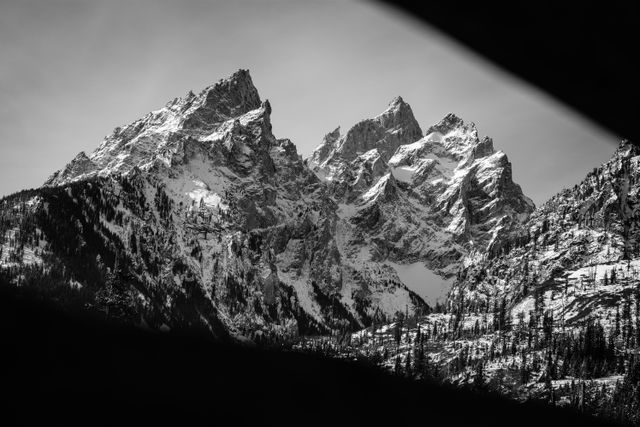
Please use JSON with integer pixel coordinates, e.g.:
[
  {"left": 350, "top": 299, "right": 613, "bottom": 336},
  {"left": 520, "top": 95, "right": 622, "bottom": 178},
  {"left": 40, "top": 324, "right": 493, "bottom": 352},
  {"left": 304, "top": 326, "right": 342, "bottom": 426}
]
[{"left": 0, "top": 0, "right": 620, "bottom": 205}]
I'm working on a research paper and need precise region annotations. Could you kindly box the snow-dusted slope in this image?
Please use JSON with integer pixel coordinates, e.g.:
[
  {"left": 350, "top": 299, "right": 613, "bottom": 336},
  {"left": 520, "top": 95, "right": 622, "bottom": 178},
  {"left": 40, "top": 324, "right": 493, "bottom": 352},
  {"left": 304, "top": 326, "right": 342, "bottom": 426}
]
[
  {"left": 449, "top": 140, "right": 640, "bottom": 327},
  {"left": 46, "top": 69, "right": 263, "bottom": 187},
  {"left": 338, "top": 140, "right": 640, "bottom": 419}
]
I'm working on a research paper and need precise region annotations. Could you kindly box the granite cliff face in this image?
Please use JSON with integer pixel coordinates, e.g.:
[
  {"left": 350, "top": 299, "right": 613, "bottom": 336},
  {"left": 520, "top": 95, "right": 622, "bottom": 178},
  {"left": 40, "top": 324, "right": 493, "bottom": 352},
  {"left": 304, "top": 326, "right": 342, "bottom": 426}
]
[{"left": 1, "top": 70, "right": 533, "bottom": 340}]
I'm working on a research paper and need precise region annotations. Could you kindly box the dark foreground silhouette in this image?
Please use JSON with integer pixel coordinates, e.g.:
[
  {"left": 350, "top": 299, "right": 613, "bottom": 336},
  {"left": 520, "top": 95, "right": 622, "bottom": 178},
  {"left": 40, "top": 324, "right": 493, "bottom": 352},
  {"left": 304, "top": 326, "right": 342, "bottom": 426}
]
[{"left": 1, "top": 288, "right": 623, "bottom": 426}]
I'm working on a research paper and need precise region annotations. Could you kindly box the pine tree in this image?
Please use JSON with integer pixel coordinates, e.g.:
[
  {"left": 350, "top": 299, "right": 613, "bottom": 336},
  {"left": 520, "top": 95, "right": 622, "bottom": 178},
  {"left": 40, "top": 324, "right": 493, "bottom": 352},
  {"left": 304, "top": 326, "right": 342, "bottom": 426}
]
[
  {"left": 404, "top": 352, "right": 412, "bottom": 378},
  {"left": 473, "top": 361, "right": 486, "bottom": 391},
  {"left": 130, "top": 232, "right": 137, "bottom": 254},
  {"left": 520, "top": 352, "right": 530, "bottom": 384},
  {"left": 394, "top": 356, "right": 402, "bottom": 376}
]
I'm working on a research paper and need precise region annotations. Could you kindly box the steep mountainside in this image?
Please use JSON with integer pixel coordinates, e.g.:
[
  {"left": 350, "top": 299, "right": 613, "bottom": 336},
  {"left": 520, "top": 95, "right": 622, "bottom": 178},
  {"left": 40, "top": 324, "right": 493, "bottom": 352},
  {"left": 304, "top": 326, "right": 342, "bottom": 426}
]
[
  {"left": 308, "top": 102, "right": 534, "bottom": 302},
  {"left": 0, "top": 70, "right": 532, "bottom": 342},
  {"left": 339, "top": 140, "right": 640, "bottom": 423},
  {"left": 450, "top": 140, "right": 640, "bottom": 327}
]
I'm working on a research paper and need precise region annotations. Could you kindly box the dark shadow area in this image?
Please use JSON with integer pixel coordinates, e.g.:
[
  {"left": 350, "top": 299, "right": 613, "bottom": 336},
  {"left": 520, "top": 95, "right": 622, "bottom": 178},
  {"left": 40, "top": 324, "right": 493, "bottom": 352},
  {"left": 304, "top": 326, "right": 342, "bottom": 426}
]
[
  {"left": 378, "top": 1, "right": 639, "bottom": 145},
  {"left": 2, "top": 287, "right": 622, "bottom": 426}
]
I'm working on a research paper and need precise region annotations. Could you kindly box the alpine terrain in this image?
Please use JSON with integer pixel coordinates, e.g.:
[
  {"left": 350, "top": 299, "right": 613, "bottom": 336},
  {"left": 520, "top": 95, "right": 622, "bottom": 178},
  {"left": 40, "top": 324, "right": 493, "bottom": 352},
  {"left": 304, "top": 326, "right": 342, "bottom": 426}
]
[
  {"left": 341, "top": 140, "right": 640, "bottom": 424},
  {"left": 1, "top": 69, "right": 636, "bottom": 423},
  {"left": 0, "top": 69, "right": 532, "bottom": 339}
]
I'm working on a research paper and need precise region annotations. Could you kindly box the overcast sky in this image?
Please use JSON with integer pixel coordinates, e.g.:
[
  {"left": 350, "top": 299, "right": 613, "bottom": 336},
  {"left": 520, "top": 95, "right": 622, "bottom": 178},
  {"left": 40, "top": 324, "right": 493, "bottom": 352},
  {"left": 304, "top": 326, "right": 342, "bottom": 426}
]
[{"left": 0, "top": 0, "right": 620, "bottom": 205}]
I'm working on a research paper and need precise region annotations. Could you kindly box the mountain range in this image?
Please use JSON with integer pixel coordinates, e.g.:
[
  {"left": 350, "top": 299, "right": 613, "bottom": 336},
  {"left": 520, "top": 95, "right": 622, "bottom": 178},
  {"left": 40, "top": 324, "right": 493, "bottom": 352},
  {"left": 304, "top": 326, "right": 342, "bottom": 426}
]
[
  {"left": 0, "top": 69, "right": 534, "bottom": 340},
  {"left": 1, "top": 69, "right": 638, "bottom": 422}
]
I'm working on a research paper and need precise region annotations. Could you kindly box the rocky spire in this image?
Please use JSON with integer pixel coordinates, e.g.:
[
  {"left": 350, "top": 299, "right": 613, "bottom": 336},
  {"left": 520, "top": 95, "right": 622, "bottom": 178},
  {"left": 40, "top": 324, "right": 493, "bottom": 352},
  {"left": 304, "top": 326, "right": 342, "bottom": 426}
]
[
  {"left": 426, "top": 112, "right": 468, "bottom": 135},
  {"left": 182, "top": 69, "right": 262, "bottom": 130},
  {"left": 45, "top": 151, "right": 96, "bottom": 186},
  {"left": 310, "top": 96, "right": 423, "bottom": 167},
  {"left": 374, "top": 96, "right": 423, "bottom": 145},
  {"left": 471, "top": 136, "right": 495, "bottom": 159},
  {"left": 310, "top": 127, "right": 341, "bottom": 165}
]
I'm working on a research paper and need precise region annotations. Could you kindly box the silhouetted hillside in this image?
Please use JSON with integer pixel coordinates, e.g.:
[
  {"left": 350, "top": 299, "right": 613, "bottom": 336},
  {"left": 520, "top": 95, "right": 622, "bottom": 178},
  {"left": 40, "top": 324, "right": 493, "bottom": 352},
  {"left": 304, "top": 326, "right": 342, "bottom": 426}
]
[{"left": 2, "top": 287, "right": 623, "bottom": 426}]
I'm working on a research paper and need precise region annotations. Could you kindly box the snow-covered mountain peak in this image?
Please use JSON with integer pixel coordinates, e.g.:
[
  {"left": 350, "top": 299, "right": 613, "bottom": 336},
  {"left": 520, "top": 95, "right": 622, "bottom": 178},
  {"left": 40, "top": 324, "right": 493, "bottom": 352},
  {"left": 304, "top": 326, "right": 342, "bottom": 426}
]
[
  {"left": 309, "top": 96, "right": 422, "bottom": 170},
  {"left": 386, "top": 114, "right": 493, "bottom": 182},
  {"left": 304, "top": 101, "right": 534, "bottom": 305},
  {"left": 389, "top": 95, "right": 405, "bottom": 105},
  {"left": 427, "top": 112, "right": 468, "bottom": 134},
  {"left": 45, "top": 70, "right": 273, "bottom": 187},
  {"left": 374, "top": 96, "right": 423, "bottom": 144},
  {"left": 376, "top": 95, "right": 411, "bottom": 122},
  {"left": 181, "top": 69, "right": 261, "bottom": 131}
]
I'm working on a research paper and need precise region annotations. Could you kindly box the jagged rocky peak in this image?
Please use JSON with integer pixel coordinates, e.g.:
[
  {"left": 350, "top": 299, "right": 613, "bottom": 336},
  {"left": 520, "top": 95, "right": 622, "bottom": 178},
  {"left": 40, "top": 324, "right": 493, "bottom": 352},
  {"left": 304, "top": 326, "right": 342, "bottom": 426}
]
[
  {"left": 182, "top": 69, "right": 262, "bottom": 130},
  {"left": 310, "top": 127, "right": 341, "bottom": 165},
  {"left": 309, "top": 96, "right": 423, "bottom": 168},
  {"left": 384, "top": 110, "right": 534, "bottom": 251},
  {"left": 472, "top": 136, "right": 495, "bottom": 158},
  {"left": 388, "top": 112, "right": 496, "bottom": 183},
  {"left": 374, "top": 96, "right": 423, "bottom": 144},
  {"left": 45, "top": 69, "right": 276, "bottom": 187},
  {"left": 325, "top": 126, "right": 341, "bottom": 142},
  {"left": 421, "top": 113, "right": 481, "bottom": 157},
  {"left": 534, "top": 138, "right": 639, "bottom": 223},
  {"left": 426, "top": 112, "right": 467, "bottom": 134},
  {"left": 45, "top": 151, "right": 97, "bottom": 186}
]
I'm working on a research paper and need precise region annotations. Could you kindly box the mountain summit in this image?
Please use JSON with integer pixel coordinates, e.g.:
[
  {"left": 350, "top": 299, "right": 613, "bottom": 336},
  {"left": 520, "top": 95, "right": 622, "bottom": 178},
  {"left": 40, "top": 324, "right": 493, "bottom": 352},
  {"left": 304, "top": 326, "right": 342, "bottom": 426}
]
[
  {"left": 310, "top": 95, "right": 422, "bottom": 168},
  {"left": 46, "top": 69, "right": 269, "bottom": 187},
  {"left": 308, "top": 101, "right": 534, "bottom": 303}
]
